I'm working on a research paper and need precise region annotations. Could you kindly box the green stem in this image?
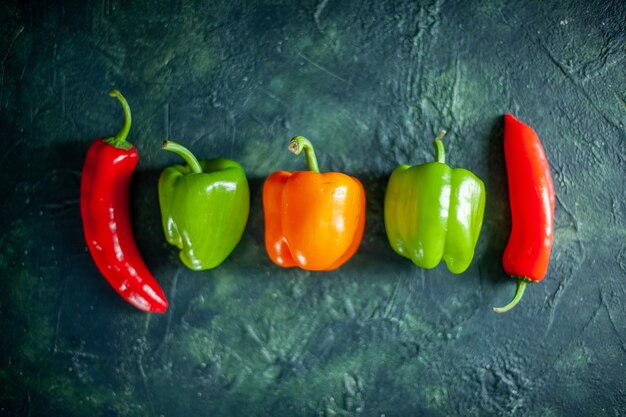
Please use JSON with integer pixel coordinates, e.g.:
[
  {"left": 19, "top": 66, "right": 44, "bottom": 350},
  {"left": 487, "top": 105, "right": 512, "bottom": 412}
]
[
  {"left": 162, "top": 140, "right": 203, "bottom": 174},
  {"left": 104, "top": 89, "right": 132, "bottom": 150},
  {"left": 433, "top": 130, "right": 447, "bottom": 164},
  {"left": 493, "top": 278, "right": 528, "bottom": 313},
  {"left": 288, "top": 136, "right": 320, "bottom": 173}
]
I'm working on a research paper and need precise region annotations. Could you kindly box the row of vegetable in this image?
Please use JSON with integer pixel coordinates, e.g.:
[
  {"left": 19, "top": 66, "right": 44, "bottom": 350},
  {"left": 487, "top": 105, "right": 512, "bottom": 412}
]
[{"left": 81, "top": 90, "right": 555, "bottom": 314}]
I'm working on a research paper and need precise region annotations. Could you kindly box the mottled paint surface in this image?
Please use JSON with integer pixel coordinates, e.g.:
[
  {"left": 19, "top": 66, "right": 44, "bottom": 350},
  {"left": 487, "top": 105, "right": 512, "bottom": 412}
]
[{"left": 0, "top": 0, "right": 625, "bottom": 416}]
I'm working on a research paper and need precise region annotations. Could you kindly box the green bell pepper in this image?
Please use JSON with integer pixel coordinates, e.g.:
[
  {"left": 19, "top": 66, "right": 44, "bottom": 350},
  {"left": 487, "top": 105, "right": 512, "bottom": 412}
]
[
  {"left": 158, "top": 141, "right": 250, "bottom": 270},
  {"left": 384, "top": 131, "right": 485, "bottom": 274}
]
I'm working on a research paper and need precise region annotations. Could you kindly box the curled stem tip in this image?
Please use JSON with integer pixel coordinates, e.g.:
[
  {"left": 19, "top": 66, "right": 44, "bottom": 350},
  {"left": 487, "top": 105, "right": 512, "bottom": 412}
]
[
  {"left": 288, "top": 140, "right": 301, "bottom": 155},
  {"left": 289, "top": 136, "right": 320, "bottom": 173},
  {"left": 435, "top": 130, "right": 447, "bottom": 142},
  {"left": 493, "top": 278, "right": 528, "bottom": 313},
  {"left": 162, "top": 140, "right": 203, "bottom": 174}
]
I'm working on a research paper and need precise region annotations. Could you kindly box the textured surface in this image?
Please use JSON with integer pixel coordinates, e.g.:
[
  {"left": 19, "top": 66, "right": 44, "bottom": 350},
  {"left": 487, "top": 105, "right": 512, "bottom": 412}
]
[{"left": 1, "top": 0, "right": 625, "bottom": 416}]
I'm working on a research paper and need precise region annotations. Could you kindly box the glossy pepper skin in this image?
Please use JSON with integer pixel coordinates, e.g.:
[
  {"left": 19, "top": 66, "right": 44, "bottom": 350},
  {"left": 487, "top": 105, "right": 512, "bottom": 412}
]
[
  {"left": 263, "top": 136, "right": 366, "bottom": 271},
  {"left": 384, "top": 131, "right": 485, "bottom": 274},
  {"left": 158, "top": 141, "right": 249, "bottom": 270},
  {"left": 494, "top": 114, "right": 555, "bottom": 313},
  {"left": 81, "top": 90, "right": 168, "bottom": 313}
]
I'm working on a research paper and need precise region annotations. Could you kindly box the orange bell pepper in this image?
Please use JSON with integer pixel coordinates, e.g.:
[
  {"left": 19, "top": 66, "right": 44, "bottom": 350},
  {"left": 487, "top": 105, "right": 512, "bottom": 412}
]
[{"left": 263, "top": 136, "right": 366, "bottom": 271}]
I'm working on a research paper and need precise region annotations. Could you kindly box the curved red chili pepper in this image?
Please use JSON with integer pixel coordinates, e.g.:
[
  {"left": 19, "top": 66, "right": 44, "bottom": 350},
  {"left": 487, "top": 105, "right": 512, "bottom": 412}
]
[
  {"left": 81, "top": 90, "right": 168, "bottom": 313},
  {"left": 493, "top": 114, "right": 555, "bottom": 313}
]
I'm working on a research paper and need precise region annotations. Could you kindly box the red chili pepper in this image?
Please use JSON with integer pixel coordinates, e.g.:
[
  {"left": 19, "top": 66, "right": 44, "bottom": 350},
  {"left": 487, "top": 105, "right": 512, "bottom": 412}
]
[
  {"left": 80, "top": 90, "right": 168, "bottom": 313},
  {"left": 494, "top": 114, "right": 555, "bottom": 313}
]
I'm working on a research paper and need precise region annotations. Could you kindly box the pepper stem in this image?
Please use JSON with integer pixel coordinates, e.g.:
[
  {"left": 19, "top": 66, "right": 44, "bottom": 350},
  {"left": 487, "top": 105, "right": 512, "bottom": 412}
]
[
  {"left": 493, "top": 278, "right": 528, "bottom": 313},
  {"left": 162, "top": 140, "right": 203, "bottom": 174},
  {"left": 104, "top": 89, "right": 133, "bottom": 150},
  {"left": 433, "top": 130, "right": 447, "bottom": 164},
  {"left": 289, "top": 136, "right": 320, "bottom": 173}
]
